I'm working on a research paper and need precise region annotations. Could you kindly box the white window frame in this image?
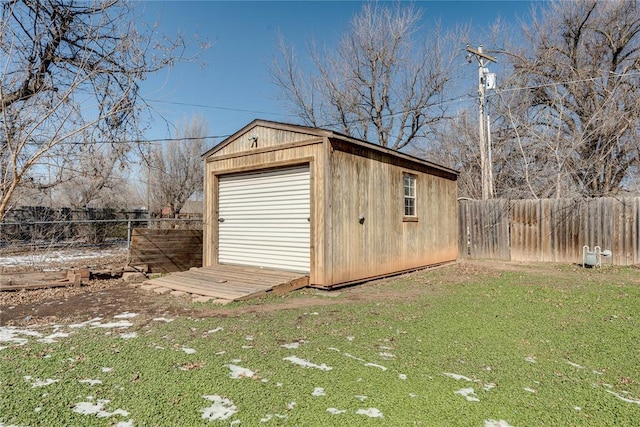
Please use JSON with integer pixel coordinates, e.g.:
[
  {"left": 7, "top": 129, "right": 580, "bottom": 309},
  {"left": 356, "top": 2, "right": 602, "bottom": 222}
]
[{"left": 403, "top": 173, "right": 417, "bottom": 220}]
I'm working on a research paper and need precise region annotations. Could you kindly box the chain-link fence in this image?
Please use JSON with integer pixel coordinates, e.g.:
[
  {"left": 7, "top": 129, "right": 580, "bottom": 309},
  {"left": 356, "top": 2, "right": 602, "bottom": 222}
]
[{"left": 0, "top": 207, "right": 202, "bottom": 270}]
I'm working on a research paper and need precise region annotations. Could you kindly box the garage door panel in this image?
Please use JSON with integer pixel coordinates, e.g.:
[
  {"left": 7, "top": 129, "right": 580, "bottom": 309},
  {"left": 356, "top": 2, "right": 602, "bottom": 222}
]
[{"left": 218, "top": 165, "right": 310, "bottom": 272}]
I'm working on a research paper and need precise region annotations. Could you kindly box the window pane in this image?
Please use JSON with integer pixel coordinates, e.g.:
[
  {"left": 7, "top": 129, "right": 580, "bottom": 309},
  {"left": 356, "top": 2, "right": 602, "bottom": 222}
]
[
  {"left": 405, "top": 198, "right": 415, "bottom": 216},
  {"left": 404, "top": 175, "right": 415, "bottom": 197}
]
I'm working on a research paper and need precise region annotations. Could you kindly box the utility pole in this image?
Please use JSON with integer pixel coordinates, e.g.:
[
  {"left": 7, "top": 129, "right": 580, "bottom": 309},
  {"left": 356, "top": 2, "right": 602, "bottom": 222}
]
[{"left": 466, "top": 45, "right": 497, "bottom": 200}]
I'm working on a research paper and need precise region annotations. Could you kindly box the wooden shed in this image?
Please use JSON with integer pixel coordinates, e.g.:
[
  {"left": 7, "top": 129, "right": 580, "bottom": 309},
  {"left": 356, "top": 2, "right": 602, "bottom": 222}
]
[{"left": 203, "top": 119, "right": 458, "bottom": 289}]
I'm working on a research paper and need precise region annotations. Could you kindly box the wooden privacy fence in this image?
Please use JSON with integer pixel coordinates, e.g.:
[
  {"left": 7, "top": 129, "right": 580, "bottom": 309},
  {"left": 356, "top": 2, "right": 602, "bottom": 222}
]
[
  {"left": 129, "top": 228, "right": 203, "bottom": 273},
  {"left": 458, "top": 197, "right": 640, "bottom": 265}
]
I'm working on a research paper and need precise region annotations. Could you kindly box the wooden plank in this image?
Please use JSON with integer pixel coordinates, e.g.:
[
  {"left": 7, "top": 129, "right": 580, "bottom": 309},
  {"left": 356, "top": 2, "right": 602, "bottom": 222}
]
[
  {"left": 1, "top": 282, "right": 72, "bottom": 292},
  {"left": 145, "top": 279, "right": 245, "bottom": 299},
  {"left": 142, "top": 264, "right": 308, "bottom": 301},
  {"left": 167, "top": 272, "right": 271, "bottom": 293},
  {"left": 178, "top": 271, "right": 274, "bottom": 290},
  {"left": 269, "top": 276, "right": 310, "bottom": 296},
  {"left": 146, "top": 277, "right": 254, "bottom": 299},
  {"left": 150, "top": 274, "right": 264, "bottom": 295}
]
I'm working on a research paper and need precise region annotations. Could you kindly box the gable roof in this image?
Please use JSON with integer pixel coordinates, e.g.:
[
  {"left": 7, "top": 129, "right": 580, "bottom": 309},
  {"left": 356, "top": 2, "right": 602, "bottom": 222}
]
[{"left": 203, "top": 119, "right": 458, "bottom": 177}]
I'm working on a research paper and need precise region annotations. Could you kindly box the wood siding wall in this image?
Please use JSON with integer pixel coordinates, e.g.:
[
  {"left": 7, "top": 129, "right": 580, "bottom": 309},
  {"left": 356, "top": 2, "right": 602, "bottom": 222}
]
[
  {"left": 204, "top": 138, "right": 325, "bottom": 284},
  {"left": 129, "top": 228, "right": 202, "bottom": 273},
  {"left": 214, "top": 126, "right": 317, "bottom": 157},
  {"left": 459, "top": 197, "right": 640, "bottom": 265},
  {"left": 327, "top": 143, "right": 458, "bottom": 285}
]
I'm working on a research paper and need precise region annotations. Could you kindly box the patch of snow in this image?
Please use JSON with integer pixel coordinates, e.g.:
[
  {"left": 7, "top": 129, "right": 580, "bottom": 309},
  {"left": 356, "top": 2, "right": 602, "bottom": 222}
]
[
  {"left": 346, "top": 336, "right": 355, "bottom": 341},
  {"left": 485, "top": 420, "right": 513, "bottom": 427},
  {"left": 0, "top": 247, "right": 126, "bottom": 267},
  {"left": 606, "top": 390, "right": 640, "bottom": 404},
  {"left": 0, "top": 327, "right": 42, "bottom": 346},
  {"left": 398, "top": 374, "right": 407, "bottom": 380},
  {"left": 114, "top": 312, "right": 138, "bottom": 319},
  {"left": 114, "top": 420, "right": 134, "bottom": 427},
  {"left": 226, "top": 364, "right": 255, "bottom": 379},
  {"left": 443, "top": 372, "right": 475, "bottom": 382},
  {"left": 364, "top": 362, "right": 387, "bottom": 371},
  {"left": 153, "top": 317, "right": 173, "bottom": 322},
  {"left": 120, "top": 332, "right": 137, "bottom": 339},
  {"left": 409, "top": 393, "right": 417, "bottom": 398},
  {"left": 69, "top": 318, "right": 103, "bottom": 329},
  {"left": 592, "top": 370, "right": 604, "bottom": 375},
  {"left": 281, "top": 342, "right": 304, "bottom": 349},
  {"left": 201, "top": 395, "right": 238, "bottom": 421},
  {"left": 286, "top": 401, "right": 296, "bottom": 410},
  {"left": 90, "top": 320, "right": 133, "bottom": 329},
  {"left": 283, "top": 356, "right": 332, "bottom": 371},
  {"left": 483, "top": 383, "right": 497, "bottom": 391},
  {"left": 245, "top": 335, "right": 254, "bottom": 341},
  {"left": 574, "top": 406, "right": 582, "bottom": 411},
  {"left": 567, "top": 360, "right": 584, "bottom": 369},
  {"left": 241, "top": 345, "right": 253, "bottom": 349},
  {"left": 455, "top": 387, "right": 479, "bottom": 402},
  {"left": 524, "top": 356, "right": 537, "bottom": 364},
  {"left": 327, "top": 408, "right": 347, "bottom": 415},
  {"left": 312, "top": 387, "right": 326, "bottom": 396},
  {"left": 72, "top": 399, "right": 129, "bottom": 418},
  {"left": 79, "top": 379, "right": 102, "bottom": 386},
  {"left": 37, "top": 332, "right": 70, "bottom": 343},
  {"left": 24, "top": 377, "right": 58, "bottom": 388},
  {"left": 379, "top": 352, "right": 395, "bottom": 358},
  {"left": 356, "top": 408, "right": 383, "bottom": 418},
  {"left": 524, "top": 387, "right": 537, "bottom": 393},
  {"left": 343, "top": 353, "right": 365, "bottom": 362},
  {"left": 355, "top": 395, "right": 367, "bottom": 402},
  {"left": 181, "top": 347, "right": 196, "bottom": 354},
  {"left": 206, "top": 327, "right": 224, "bottom": 334},
  {"left": 215, "top": 351, "right": 226, "bottom": 355}
]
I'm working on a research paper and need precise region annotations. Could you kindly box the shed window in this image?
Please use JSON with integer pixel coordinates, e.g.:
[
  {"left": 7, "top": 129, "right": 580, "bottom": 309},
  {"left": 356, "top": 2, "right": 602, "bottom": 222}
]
[{"left": 403, "top": 174, "right": 417, "bottom": 219}]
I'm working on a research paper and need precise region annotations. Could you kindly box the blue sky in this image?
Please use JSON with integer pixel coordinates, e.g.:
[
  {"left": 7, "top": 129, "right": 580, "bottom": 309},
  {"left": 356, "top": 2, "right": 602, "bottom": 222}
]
[{"left": 137, "top": 1, "right": 536, "bottom": 149}]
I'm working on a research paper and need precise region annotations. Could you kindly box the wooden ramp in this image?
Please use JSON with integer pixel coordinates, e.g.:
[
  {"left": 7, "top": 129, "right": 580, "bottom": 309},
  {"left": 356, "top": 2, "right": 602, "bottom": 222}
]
[{"left": 141, "top": 264, "right": 309, "bottom": 302}]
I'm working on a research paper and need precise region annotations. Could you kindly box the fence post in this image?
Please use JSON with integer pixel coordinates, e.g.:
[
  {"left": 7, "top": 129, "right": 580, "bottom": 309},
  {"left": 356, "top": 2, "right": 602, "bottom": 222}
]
[{"left": 127, "top": 220, "right": 132, "bottom": 250}]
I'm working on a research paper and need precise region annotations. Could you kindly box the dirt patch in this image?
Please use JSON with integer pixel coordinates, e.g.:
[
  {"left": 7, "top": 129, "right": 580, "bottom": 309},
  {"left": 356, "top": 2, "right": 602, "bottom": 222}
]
[{"left": 2, "top": 259, "right": 631, "bottom": 327}]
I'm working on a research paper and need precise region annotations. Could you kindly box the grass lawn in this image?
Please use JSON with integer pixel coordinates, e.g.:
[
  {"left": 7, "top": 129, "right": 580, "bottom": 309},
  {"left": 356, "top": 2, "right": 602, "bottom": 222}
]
[{"left": 1, "top": 261, "right": 639, "bottom": 426}]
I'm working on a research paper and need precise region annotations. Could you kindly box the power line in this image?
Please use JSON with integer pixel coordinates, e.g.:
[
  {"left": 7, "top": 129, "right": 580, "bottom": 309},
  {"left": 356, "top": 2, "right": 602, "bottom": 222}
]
[
  {"left": 31, "top": 135, "right": 231, "bottom": 146},
  {"left": 147, "top": 99, "right": 299, "bottom": 118},
  {"left": 18, "top": 70, "right": 640, "bottom": 147}
]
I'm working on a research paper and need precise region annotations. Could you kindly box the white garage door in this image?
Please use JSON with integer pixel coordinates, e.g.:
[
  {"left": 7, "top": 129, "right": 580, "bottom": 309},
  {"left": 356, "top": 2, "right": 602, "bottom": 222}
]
[{"left": 218, "top": 165, "right": 310, "bottom": 272}]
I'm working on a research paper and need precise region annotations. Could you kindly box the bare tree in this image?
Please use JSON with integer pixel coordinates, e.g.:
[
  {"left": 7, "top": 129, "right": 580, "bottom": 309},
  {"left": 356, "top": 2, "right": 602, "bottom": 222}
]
[
  {"left": 271, "top": 2, "right": 466, "bottom": 150},
  {"left": 0, "top": 0, "right": 202, "bottom": 220},
  {"left": 56, "top": 141, "right": 130, "bottom": 208},
  {"left": 502, "top": 0, "right": 640, "bottom": 198},
  {"left": 145, "top": 115, "right": 208, "bottom": 217}
]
